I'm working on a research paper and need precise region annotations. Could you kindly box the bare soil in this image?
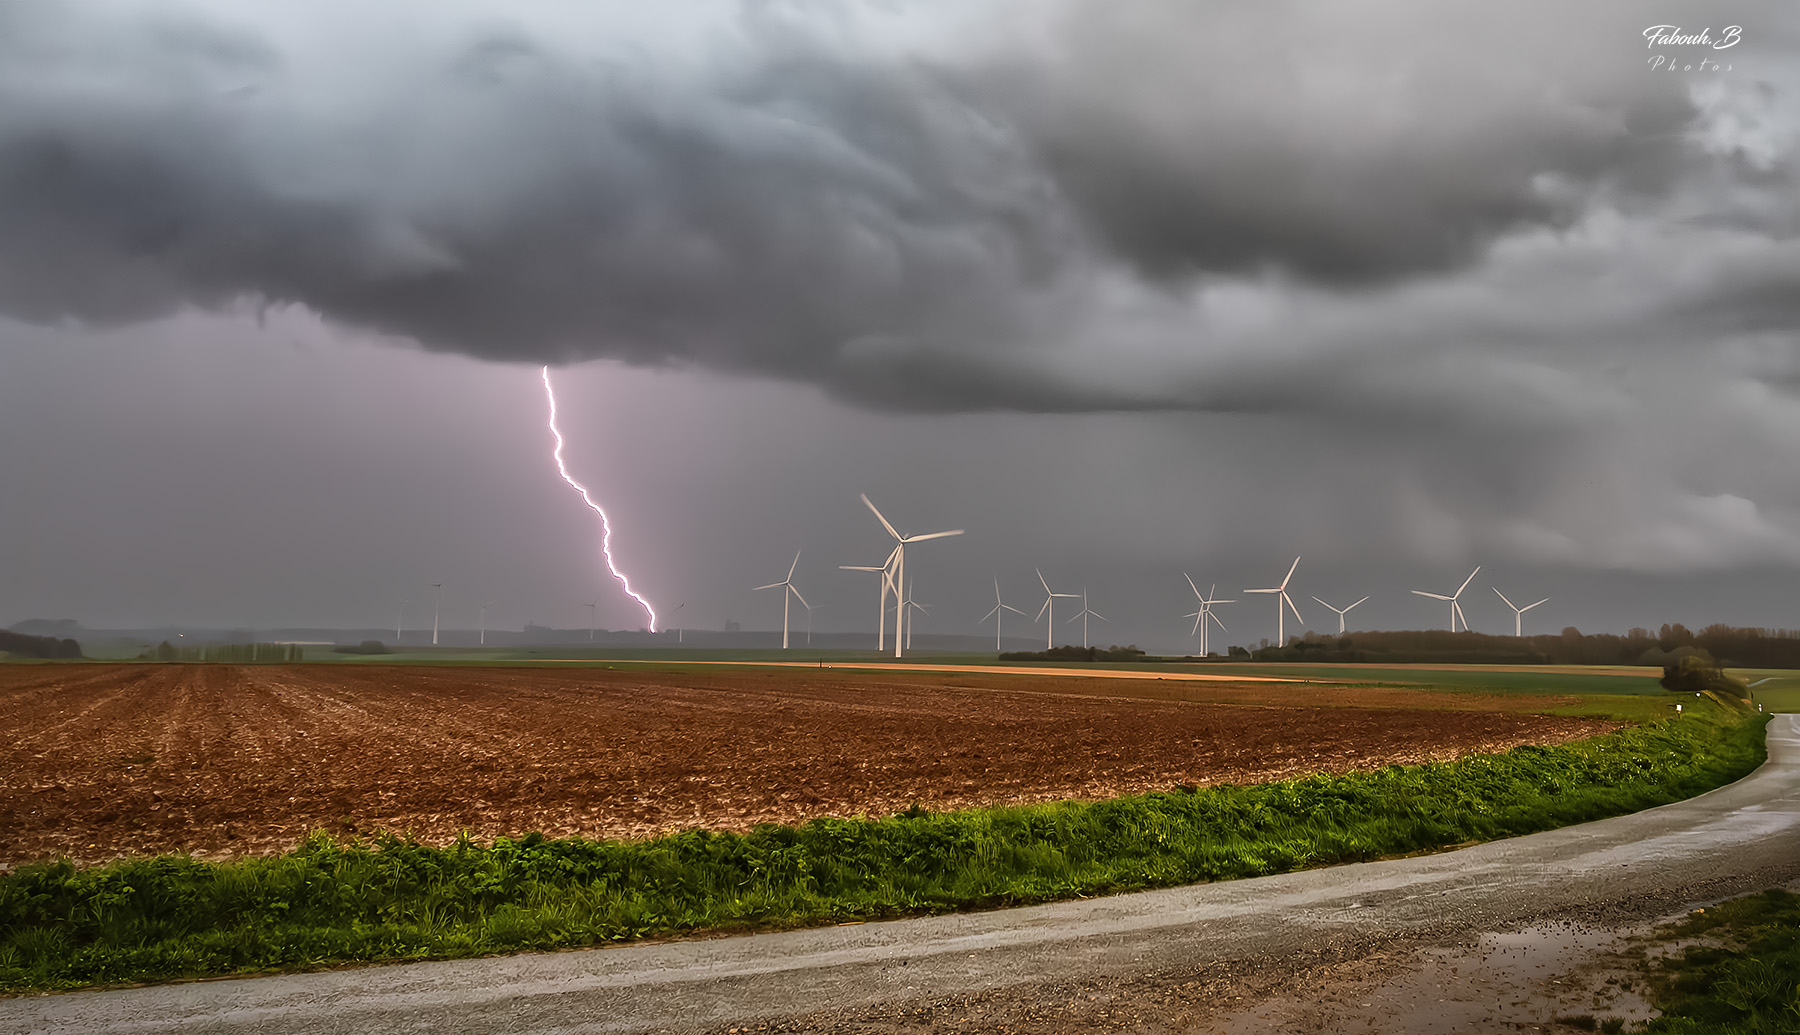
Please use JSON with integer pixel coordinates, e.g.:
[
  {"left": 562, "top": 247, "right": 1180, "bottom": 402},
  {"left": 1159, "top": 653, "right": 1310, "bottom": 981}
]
[{"left": 0, "top": 664, "right": 1616, "bottom": 865}]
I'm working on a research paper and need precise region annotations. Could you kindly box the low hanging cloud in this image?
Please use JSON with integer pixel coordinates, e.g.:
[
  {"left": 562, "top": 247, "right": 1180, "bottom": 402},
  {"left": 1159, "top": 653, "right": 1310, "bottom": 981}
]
[{"left": 2, "top": 0, "right": 1794, "bottom": 421}]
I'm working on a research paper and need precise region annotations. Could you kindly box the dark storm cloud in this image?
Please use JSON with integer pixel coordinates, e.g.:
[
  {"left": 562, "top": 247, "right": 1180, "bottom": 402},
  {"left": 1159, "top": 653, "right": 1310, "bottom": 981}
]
[
  {"left": 982, "top": 2, "right": 1701, "bottom": 284},
  {"left": 2, "top": 0, "right": 1791, "bottom": 418}
]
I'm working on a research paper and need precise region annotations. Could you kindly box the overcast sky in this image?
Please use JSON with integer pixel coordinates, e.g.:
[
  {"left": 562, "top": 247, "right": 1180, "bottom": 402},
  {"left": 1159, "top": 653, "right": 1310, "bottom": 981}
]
[{"left": 4, "top": 1, "right": 1799, "bottom": 653}]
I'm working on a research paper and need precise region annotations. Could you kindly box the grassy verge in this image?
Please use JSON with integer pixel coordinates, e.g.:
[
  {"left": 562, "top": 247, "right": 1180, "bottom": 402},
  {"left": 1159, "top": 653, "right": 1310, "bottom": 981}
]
[
  {"left": 0, "top": 711, "right": 1769, "bottom": 993},
  {"left": 1631, "top": 888, "right": 1800, "bottom": 1033}
]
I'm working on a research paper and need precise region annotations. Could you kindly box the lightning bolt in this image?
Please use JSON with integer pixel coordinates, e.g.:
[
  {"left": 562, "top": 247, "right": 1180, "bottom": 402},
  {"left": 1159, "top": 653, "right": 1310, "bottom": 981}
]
[{"left": 541, "top": 366, "right": 658, "bottom": 632}]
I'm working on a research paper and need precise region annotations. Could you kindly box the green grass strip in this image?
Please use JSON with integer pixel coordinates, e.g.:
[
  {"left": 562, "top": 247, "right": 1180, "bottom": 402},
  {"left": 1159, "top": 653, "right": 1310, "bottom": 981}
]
[
  {"left": 1631, "top": 888, "right": 1800, "bottom": 1033},
  {"left": 0, "top": 712, "right": 1770, "bottom": 992}
]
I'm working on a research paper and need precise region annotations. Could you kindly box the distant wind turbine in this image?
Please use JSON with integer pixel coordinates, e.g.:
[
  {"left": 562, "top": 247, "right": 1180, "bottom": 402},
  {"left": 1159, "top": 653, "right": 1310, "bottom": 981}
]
[
  {"left": 1311, "top": 595, "right": 1370, "bottom": 635},
  {"left": 1412, "top": 566, "right": 1481, "bottom": 632},
  {"left": 1065, "top": 588, "right": 1109, "bottom": 649},
  {"left": 1493, "top": 588, "right": 1549, "bottom": 637},
  {"left": 1182, "top": 574, "right": 1233, "bottom": 656},
  {"left": 903, "top": 578, "right": 930, "bottom": 651},
  {"left": 754, "top": 550, "right": 809, "bottom": 650},
  {"left": 1034, "top": 568, "right": 1081, "bottom": 649},
  {"left": 860, "top": 494, "right": 963, "bottom": 659},
  {"left": 840, "top": 545, "right": 900, "bottom": 651},
  {"left": 430, "top": 582, "right": 443, "bottom": 646},
  {"left": 395, "top": 599, "right": 408, "bottom": 643},
  {"left": 478, "top": 599, "right": 500, "bottom": 646},
  {"left": 1245, "top": 556, "right": 1304, "bottom": 647},
  {"left": 981, "top": 576, "right": 1028, "bottom": 651},
  {"left": 582, "top": 599, "right": 599, "bottom": 641}
]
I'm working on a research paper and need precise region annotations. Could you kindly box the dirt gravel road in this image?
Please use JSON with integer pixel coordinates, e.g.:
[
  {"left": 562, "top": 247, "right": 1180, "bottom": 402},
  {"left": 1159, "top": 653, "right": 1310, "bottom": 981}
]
[{"left": 6, "top": 715, "right": 1794, "bottom": 1035}]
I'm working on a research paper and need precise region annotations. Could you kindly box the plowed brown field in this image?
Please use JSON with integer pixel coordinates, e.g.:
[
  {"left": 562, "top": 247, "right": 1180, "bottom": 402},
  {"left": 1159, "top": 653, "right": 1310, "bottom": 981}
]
[{"left": 0, "top": 664, "right": 1616, "bottom": 865}]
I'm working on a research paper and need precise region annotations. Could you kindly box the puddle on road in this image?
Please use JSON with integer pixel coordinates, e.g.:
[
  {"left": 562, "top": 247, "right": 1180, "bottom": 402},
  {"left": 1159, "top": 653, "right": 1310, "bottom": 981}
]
[{"left": 1201, "top": 920, "right": 1657, "bottom": 1035}]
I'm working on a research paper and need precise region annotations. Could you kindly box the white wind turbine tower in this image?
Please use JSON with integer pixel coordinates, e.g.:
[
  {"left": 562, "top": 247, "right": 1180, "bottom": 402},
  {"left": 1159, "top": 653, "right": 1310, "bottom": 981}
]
[
  {"left": 859, "top": 494, "right": 963, "bottom": 659},
  {"left": 840, "top": 545, "right": 900, "bottom": 651},
  {"left": 1065, "top": 588, "right": 1109, "bottom": 649},
  {"left": 1182, "top": 574, "right": 1233, "bottom": 656},
  {"left": 1412, "top": 566, "right": 1481, "bottom": 632},
  {"left": 430, "top": 582, "right": 443, "bottom": 646},
  {"left": 1311, "top": 595, "right": 1370, "bottom": 635},
  {"left": 1245, "top": 556, "right": 1304, "bottom": 647},
  {"left": 582, "top": 599, "right": 599, "bottom": 641},
  {"left": 395, "top": 598, "right": 408, "bottom": 643},
  {"left": 1493, "top": 588, "right": 1550, "bottom": 637},
  {"left": 478, "top": 599, "right": 500, "bottom": 646},
  {"left": 754, "top": 550, "right": 809, "bottom": 650},
  {"left": 981, "top": 576, "right": 1028, "bottom": 651},
  {"left": 1034, "top": 568, "right": 1081, "bottom": 649}
]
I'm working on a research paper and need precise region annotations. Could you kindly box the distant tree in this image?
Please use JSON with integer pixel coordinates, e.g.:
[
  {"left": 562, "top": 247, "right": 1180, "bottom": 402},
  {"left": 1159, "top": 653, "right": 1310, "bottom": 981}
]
[{"left": 155, "top": 640, "right": 177, "bottom": 662}]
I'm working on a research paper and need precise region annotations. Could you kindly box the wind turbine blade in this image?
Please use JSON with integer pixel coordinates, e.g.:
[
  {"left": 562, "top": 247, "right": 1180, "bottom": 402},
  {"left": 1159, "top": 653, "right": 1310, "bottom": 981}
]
[
  {"left": 1184, "top": 572, "right": 1202, "bottom": 599},
  {"left": 1492, "top": 587, "right": 1516, "bottom": 611},
  {"left": 753, "top": 582, "right": 784, "bottom": 591},
  {"left": 1347, "top": 596, "right": 1369, "bottom": 611},
  {"left": 1283, "top": 592, "right": 1304, "bottom": 623},
  {"left": 903, "top": 529, "right": 964, "bottom": 543},
  {"left": 860, "top": 493, "right": 903, "bottom": 540},
  {"left": 1066, "top": 612, "right": 1082, "bottom": 624},
  {"left": 840, "top": 565, "right": 881, "bottom": 572},
  {"left": 1092, "top": 612, "right": 1110, "bottom": 623},
  {"left": 1523, "top": 598, "right": 1550, "bottom": 611},
  {"left": 993, "top": 575, "right": 1002, "bottom": 601},
  {"left": 1245, "top": 587, "right": 1279, "bottom": 594},
  {"left": 1412, "top": 590, "right": 1451, "bottom": 600},
  {"left": 1037, "top": 568, "right": 1051, "bottom": 595},
  {"left": 1190, "top": 613, "right": 1203, "bottom": 635},
  {"left": 1208, "top": 611, "right": 1228, "bottom": 632},
  {"left": 1280, "top": 555, "right": 1301, "bottom": 589},
  {"left": 787, "top": 550, "right": 802, "bottom": 580},
  {"left": 1209, "top": 598, "right": 1236, "bottom": 604},
  {"left": 1055, "top": 593, "right": 1080, "bottom": 598},
  {"left": 788, "top": 585, "right": 808, "bottom": 608},
  {"left": 1453, "top": 600, "right": 1467, "bottom": 630},
  {"left": 1036, "top": 598, "right": 1050, "bottom": 621},
  {"left": 1311, "top": 596, "right": 1337, "bottom": 612},
  {"left": 982, "top": 605, "right": 1001, "bottom": 621},
  {"left": 1454, "top": 565, "right": 1482, "bottom": 598},
  {"left": 1003, "top": 605, "right": 1028, "bottom": 616}
]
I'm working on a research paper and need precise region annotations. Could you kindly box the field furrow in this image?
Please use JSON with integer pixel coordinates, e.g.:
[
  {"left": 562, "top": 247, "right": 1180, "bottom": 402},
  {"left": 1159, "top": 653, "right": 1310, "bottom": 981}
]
[{"left": 0, "top": 664, "right": 1617, "bottom": 865}]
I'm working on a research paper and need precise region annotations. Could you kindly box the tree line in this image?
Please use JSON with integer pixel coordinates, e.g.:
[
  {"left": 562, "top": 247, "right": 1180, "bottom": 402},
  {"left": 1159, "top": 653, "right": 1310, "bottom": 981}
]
[
  {"left": 0, "top": 629, "right": 82, "bottom": 659},
  {"left": 1244, "top": 624, "right": 1800, "bottom": 668}
]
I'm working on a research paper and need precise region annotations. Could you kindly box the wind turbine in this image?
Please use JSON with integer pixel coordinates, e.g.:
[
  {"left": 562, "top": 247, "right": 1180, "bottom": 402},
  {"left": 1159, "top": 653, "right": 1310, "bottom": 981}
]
[
  {"left": 395, "top": 599, "right": 408, "bottom": 643},
  {"left": 981, "top": 576, "right": 1028, "bottom": 651},
  {"left": 1182, "top": 574, "right": 1233, "bottom": 656},
  {"left": 1412, "top": 566, "right": 1481, "bottom": 632},
  {"left": 478, "top": 599, "right": 500, "bottom": 645},
  {"left": 859, "top": 494, "right": 963, "bottom": 659},
  {"left": 582, "top": 599, "right": 599, "bottom": 641},
  {"left": 1310, "top": 595, "right": 1369, "bottom": 635},
  {"left": 430, "top": 582, "right": 443, "bottom": 646},
  {"left": 754, "top": 550, "right": 809, "bottom": 650},
  {"left": 1065, "top": 588, "right": 1109, "bottom": 649},
  {"left": 903, "top": 577, "right": 930, "bottom": 651},
  {"left": 670, "top": 601, "right": 687, "bottom": 644},
  {"left": 840, "top": 545, "right": 900, "bottom": 651},
  {"left": 1034, "top": 568, "right": 1081, "bottom": 649},
  {"left": 1493, "top": 588, "right": 1549, "bottom": 637},
  {"left": 1245, "top": 556, "right": 1304, "bottom": 647}
]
